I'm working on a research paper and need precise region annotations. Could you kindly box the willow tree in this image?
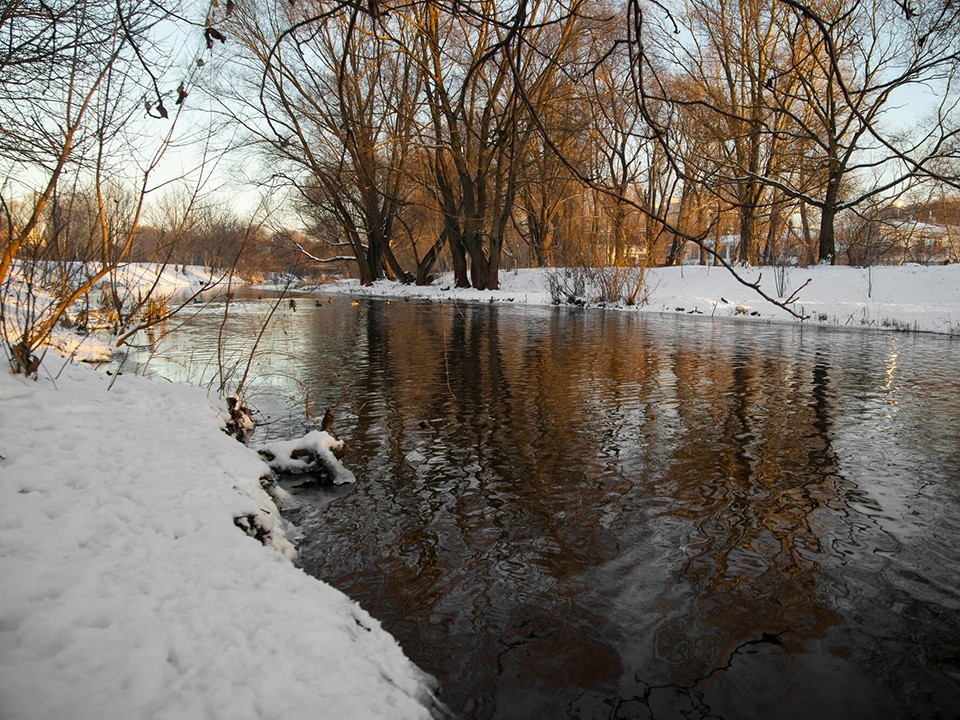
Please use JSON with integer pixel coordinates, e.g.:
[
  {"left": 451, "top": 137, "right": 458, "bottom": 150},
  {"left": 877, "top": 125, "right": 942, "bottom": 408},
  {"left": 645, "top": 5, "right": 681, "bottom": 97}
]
[
  {"left": 394, "top": 0, "right": 584, "bottom": 290},
  {"left": 513, "top": 66, "right": 590, "bottom": 268},
  {"left": 226, "top": 0, "right": 421, "bottom": 284}
]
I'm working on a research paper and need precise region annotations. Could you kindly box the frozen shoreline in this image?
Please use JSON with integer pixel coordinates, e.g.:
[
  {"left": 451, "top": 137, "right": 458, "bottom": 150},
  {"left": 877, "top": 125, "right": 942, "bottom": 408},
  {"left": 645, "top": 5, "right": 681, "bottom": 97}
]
[
  {"left": 0, "top": 360, "right": 443, "bottom": 720},
  {"left": 310, "top": 264, "right": 960, "bottom": 336}
]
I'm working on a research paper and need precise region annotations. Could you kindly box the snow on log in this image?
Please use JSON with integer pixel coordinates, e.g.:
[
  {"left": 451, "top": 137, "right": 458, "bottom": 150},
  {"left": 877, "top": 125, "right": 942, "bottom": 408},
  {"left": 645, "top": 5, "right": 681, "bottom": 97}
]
[{"left": 256, "top": 430, "right": 356, "bottom": 485}]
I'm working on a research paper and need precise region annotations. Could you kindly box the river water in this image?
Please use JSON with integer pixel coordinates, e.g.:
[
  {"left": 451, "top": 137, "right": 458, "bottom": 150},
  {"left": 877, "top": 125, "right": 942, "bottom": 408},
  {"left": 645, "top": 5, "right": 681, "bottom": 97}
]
[{"left": 136, "top": 295, "right": 960, "bottom": 720}]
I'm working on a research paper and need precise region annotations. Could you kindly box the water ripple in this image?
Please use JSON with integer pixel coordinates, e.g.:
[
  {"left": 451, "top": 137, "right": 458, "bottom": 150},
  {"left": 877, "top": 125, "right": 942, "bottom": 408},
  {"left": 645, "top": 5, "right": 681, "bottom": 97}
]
[{"left": 138, "top": 301, "right": 960, "bottom": 719}]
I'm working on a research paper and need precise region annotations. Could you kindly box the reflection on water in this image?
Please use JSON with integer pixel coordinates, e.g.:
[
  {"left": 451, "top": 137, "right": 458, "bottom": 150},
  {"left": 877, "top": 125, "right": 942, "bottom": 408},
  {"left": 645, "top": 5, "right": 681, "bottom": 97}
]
[{"left": 137, "top": 297, "right": 960, "bottom": 720}]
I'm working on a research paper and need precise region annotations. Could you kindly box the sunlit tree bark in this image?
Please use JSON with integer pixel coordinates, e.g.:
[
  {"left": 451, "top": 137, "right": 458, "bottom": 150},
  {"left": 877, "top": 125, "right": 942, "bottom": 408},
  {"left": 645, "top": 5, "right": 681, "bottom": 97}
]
[{"left": 395, "top": 0, "right": 583, "bottom": 290}]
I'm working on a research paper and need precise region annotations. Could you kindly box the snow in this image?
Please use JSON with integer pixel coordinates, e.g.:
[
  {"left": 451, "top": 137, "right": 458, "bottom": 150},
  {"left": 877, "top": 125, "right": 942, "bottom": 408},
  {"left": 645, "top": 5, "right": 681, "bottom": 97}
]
[
  {"left": 0, "top": 360, "right": 442, "bottom": 720},
  {"left": 256, "top": 430, "right": 356, "bottom": 484},
  {"left": 104, "top": 263, "right": 225, "bottom": 298},
  {"left": 2, "top": 262, "right": 231, "bottom": 367},
  {"left": 312, "top": 264, "right": 960, "bottom": 335}
]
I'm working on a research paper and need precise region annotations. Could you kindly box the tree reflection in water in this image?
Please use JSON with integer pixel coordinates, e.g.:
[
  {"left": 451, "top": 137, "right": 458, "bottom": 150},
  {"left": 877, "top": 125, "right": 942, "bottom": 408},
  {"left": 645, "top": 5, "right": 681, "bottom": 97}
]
[{"left": 143, "top": 298, "right": 960, "bottom": 720}]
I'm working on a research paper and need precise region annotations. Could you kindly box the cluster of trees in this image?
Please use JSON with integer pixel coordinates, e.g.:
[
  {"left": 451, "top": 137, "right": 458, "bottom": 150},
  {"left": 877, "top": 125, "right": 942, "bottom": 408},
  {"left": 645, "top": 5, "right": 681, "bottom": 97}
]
[
  {"left": 130, "top": 197, "right": 311, "bottom": 279},
  {"left": 215, "top": 0, "right": 960, "bottom": 290},
  {"left": 1, "top": 0, "right": 296, "bottom": 373},
  {"left": 3, "top": 0, "right": 960, "bottom": 373}
]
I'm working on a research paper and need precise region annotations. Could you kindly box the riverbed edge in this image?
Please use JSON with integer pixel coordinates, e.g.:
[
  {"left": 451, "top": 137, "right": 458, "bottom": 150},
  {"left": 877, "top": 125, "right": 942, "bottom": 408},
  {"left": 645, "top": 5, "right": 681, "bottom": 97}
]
[
  {"left": 0, "top": 355, "right": 446, "bottom": 720},
  {"left": 300, "top": 265, "right": 960, "bottom": 336}
]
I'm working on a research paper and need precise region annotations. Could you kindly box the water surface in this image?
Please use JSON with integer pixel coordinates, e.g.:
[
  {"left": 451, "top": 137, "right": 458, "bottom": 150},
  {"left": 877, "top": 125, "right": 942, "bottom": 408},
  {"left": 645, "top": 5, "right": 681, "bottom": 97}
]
[{"left": 138, "top": 297, "right": 960, "bottom": 720}]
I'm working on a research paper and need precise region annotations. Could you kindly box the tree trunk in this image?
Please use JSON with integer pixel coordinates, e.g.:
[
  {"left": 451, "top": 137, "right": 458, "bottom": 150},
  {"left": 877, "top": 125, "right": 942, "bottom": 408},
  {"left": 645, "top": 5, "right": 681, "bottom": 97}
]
[
  {"left": 818, "top": 206, "right": 837, "bottom": 264},
  {"left": 613, "top": 202, "right": 627, "bottom": 266},
  {"left": 469, "top": 251, "right": 491, "bottom": 290},
  {"left": 819, "top": 153, "right": 841, "bottom": 264},
  {"left": 799, "top": 202, "right": 814, "bottom": 265},
  {"left": 350, "top": 231, "right": 373, "bottom": 286},
  {"left": 527, "top": 215, "right": 550, "bottom": 267},
  {"left": 365, "top": 236, "right": 384, "bottom": 282},
  {"left": 738, "top": 197, "right": 758, "bottom": 266},
  {"left": 665, "top": 237, "right": 682, "bottom": 266},
  {"left": 380, "top": 241, "right": 412, "bottom": 283},
  {"left": 447, "top": 227, "right": 469, "bottom": 288},
  {"left": 415, "top": 235, "right": 446, "bottom": 286},
  {"left": 486, "top": 238, "right": 501, "bottom": 291},
  {"left": 763, "top": 210, "right": 781, "bottom": 264}
]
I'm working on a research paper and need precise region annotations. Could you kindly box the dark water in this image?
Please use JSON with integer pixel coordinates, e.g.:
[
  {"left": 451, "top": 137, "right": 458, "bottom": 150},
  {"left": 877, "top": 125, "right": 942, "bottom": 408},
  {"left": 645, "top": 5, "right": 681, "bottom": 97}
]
[{"left": 138, "top": 296, "right": 960, "bottom": 720}]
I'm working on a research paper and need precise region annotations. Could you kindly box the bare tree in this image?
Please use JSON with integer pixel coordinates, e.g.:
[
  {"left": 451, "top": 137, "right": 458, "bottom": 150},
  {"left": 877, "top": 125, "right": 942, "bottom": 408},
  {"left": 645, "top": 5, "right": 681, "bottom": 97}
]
[
  {"left": 224, "top": 0, "right": 421, "bottom": 285},
  {"left": 759, "top": 0, "right": 960, "bottom": 262},
  {"left": 395, "top": 0, "right": 584, "bottom": 290},
  {"left": 0, "top": 0, "right": 208, "bottom": 374}
]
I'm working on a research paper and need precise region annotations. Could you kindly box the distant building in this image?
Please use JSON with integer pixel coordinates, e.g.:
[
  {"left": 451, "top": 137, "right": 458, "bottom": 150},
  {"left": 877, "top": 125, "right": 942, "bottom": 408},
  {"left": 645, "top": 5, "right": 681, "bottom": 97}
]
[
  {"left": 838, "top": 211, "right": 958, "bottom": 266},
  {"left": 681, "top": 234, "right": 740, "bottom": 265}
]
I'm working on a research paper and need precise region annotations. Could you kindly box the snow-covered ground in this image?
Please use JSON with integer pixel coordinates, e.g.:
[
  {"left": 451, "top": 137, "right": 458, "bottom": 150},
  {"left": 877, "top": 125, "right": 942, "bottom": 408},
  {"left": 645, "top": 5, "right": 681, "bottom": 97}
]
[
  {"left": 2, "top": 262, "right": 231, "bottom": 366},
  {"left": 106, "top": 263, "right": 225, "bottom": 297},
  {"left": 314, "top": 264, "right": 960, "bottom": 335},
  {"left": 0, "top": 360, "right": 443, "bottom": 720}
]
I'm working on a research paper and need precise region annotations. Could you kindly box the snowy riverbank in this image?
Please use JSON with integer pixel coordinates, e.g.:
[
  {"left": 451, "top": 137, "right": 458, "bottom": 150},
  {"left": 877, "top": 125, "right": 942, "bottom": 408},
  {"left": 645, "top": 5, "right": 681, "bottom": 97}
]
[
  {"left": 2, "top": 262, "right": 957, "bottom": 719},
  {"left": 0, "top": 360, "right": 443, "bottom": 720},
  {"left": 315, "top": 264, "right": 960, "bottom": 335}
]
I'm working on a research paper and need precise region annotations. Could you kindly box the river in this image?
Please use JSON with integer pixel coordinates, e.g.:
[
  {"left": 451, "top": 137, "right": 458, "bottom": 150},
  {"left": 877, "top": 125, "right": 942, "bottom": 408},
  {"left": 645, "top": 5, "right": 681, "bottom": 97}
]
[{"left": 135, "top": 295, "right": 960, "bottom": 720}]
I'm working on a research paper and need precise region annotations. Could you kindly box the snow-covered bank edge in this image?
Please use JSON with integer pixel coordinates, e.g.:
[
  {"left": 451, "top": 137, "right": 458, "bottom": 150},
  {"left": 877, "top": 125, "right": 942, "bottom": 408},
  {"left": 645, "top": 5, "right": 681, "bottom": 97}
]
[
  {"left": 2, "top": 263, "right": 241, "bottom": 369},
  {"left": 308, "top": 265, "right": 960, "bottom": 336},
  {"left": 0, "top": 359, "right": 445, "bottom": 720}
]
